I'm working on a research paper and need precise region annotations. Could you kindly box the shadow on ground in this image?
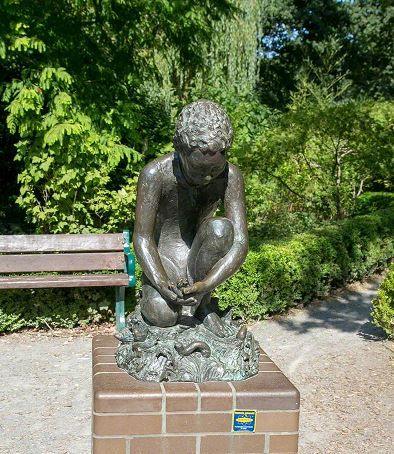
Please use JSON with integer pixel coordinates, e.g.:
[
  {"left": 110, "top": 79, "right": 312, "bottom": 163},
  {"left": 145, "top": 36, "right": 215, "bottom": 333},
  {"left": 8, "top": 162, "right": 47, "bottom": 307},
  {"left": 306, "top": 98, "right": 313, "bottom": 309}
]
[{"left": 272, "top": 277, "right": 387, "bottom": 339}]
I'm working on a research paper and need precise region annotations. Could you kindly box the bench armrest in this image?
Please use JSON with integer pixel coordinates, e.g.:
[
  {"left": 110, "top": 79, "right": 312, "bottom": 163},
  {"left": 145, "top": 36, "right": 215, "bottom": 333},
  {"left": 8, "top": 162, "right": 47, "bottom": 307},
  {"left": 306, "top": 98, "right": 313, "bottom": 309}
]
[{"left": 123, "top": 230, "right": 136, "bottom": 287}]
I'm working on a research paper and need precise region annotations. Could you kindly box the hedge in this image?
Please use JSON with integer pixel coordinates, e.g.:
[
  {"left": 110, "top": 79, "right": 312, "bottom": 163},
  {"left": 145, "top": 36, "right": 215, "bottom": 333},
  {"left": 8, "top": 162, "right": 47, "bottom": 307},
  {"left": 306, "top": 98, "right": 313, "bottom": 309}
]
[
  {"left": 353, "top": 192, "right": 394, "bottom": 215},
  {"left": 0, "top": 208, "right": 393, "bottom": 332},
  {"left": 0, "top": 287, "right": 108, "bottom": 333},
  {"left": 371, "top": 263, "right": 394, "bottom": 338},
  {"left": 218, "top": 207, "right": 394, "bottom": 319}
]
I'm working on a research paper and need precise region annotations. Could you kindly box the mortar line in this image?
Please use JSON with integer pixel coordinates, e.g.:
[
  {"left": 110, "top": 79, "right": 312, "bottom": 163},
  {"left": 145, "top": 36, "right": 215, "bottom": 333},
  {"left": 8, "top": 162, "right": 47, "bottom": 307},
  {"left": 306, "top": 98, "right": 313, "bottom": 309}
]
[
  {"left": 228, "top": 382, "right": 236, "bottom": 409},
  {"left": 93, "top": 409, "right": 299, "bottom": 416},
  {"left": 196, "top": 434, "right": 201, "bottom": 454},
  {"left": 264, "top": 434, "right": 270, "bottom": 454},
  {"left": 160, "top": 382, "right": 166, "bottom": 433},
  {"left": 92, "top": 431, "right": 299, "bottom": 439},
  {"left": 194, "top": 383, "right": 201, "bottom": 412}
]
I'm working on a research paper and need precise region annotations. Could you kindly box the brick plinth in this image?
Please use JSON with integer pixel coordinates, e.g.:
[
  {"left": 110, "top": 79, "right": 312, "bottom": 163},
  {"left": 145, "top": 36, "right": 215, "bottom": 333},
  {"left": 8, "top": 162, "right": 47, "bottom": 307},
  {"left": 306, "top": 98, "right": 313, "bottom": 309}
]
[{"left": 92, "top": 335, "right": 300, "bottom": 454}]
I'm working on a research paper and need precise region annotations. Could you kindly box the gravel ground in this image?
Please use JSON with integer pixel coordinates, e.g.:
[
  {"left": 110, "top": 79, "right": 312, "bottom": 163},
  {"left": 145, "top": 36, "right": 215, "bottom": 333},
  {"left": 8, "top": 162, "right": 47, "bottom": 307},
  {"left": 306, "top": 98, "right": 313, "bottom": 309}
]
[
  {"left": 0, "top": 334, "right": 92, "bottom": 454},
  {"left": 0, "top": 275, "right": 392, "bottom": 454}
]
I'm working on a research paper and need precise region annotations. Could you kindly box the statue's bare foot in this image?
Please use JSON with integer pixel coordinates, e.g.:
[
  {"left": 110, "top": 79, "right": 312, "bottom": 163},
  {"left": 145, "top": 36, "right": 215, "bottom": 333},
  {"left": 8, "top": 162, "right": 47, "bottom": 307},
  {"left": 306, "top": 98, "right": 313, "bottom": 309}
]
[{"left": 203, "top": 312, "right": 228, "bottom": 338}]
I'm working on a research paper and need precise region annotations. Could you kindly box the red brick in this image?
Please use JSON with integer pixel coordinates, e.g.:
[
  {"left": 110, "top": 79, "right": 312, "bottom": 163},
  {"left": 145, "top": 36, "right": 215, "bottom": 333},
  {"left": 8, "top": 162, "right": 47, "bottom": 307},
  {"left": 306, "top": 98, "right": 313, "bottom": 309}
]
[
  {"left": 93, "top": 335, "right": 118, "bottom": 349},
  {"left": 93, "top": 346, "right": 117, "bottom": 355},
  {"left": 201, "top": 434, "right": 265, "bottom": 453},
  {"left": 269, "top": 434, "right": 299, "bottom": 453},
  {"left": 91, "top": 336, "right": 300, "bottom": 454},
  {"left": 92, "top": 437, "right": 126, "bottom": 454},
  {"left": 93, "top": 363, "right": 125, "bottom": 374},
  {"left": 199, "top": 381, "right": 233, "bottom": 411},
  {"left": 259, "top": 353, "right": 272, "bottom": 363},
  {"left": 167, "top": 413, "right": 231, "bottom": 434},
  {"left": 94, "top": 414, "right": 162, "bottom": 436},
  {"left": 93, "top": 354, "right": 117, "bottom": 367},
  {"left": 259, "top": 362, "right": 280, "bottom": 372},
  {"left": 233, "top": 371, "right": 300, "bottom": 411},
  {"left": 256, "top": 411, "right": 299, "bottom": 433},
  {"left": 164, "top": 382, "right": 198, "bottom": 412},
  {"left": 93, "top": 373, "right": 162, "bottom": 413},
  {"left": 131, "top": 436, "right": 196, "bottom": 453}
]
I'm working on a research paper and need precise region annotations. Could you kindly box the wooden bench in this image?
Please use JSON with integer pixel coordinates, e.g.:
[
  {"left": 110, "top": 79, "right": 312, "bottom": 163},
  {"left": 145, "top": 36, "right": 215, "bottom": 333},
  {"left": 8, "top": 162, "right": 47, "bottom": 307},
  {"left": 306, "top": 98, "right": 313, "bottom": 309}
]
[{"left": 0, "top": 230, "right": 135, "bottom": 330}]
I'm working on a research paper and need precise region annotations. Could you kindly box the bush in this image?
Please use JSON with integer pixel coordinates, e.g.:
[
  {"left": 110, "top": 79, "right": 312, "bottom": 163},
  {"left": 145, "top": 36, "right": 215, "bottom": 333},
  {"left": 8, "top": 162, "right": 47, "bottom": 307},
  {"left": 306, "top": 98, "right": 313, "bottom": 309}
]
[
  {"left": 0, "top": 286, "right": 136, "bottom": 334},
  {"left": 371, "top": 264, "right": 394, "bottom": 338},
  {"left": 353, "top": 192, "right": 394, "bottom": 216},
  {"left": 0, "top": 208, "right": 392, "bottom": 332},
  {"left": 218, "top": 208, "right": 394, "bottom": 319}
]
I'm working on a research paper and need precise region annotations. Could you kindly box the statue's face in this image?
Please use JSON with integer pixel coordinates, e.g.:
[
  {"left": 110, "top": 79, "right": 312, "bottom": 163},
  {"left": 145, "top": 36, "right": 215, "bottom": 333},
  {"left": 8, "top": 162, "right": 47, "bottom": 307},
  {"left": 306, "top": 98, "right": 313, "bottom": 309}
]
[{"left": 179, "top": 145, "right": 227, "bottom": 186}]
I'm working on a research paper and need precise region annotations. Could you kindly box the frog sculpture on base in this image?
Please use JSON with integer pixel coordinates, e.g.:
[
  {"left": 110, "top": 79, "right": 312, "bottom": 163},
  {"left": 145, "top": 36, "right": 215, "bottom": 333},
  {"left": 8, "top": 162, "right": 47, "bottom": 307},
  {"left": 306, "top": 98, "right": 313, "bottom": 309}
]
[{"left": 116, "top": 100, "right": 260, "bottom": 382}]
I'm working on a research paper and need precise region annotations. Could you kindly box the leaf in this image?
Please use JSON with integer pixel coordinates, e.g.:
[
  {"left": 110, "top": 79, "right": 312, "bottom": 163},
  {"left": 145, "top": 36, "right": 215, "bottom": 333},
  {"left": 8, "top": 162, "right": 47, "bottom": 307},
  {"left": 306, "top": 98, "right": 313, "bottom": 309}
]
[{"left": 43, "top": 122, "right": 83, "bottom": 145}]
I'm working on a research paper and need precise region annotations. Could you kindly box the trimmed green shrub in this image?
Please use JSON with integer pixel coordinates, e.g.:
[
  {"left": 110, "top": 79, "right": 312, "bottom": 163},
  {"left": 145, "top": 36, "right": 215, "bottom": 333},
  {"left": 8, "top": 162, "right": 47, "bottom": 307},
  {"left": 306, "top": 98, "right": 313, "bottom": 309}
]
[
  {"left": 0, "top": 286, "right": 136, "bottom": 333},
  {"left": 0, "top": 208, "right": 392, "bottom": 332},
  {"left": 354, "top": 192, "right": 394, "bottom": 216},
  {"left": 371, "top": 264, "right": 394, "bottom": 338},
  {"left": 218, "top": 208, "right": 394, "bottom": 319}
]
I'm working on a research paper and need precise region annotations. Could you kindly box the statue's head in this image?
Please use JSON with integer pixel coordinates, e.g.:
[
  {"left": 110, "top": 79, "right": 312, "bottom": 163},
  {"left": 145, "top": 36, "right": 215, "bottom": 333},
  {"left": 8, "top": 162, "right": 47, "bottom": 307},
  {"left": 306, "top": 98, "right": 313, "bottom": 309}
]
[{"left": 173, "top": 100, "right": 233, "bottom": 186}]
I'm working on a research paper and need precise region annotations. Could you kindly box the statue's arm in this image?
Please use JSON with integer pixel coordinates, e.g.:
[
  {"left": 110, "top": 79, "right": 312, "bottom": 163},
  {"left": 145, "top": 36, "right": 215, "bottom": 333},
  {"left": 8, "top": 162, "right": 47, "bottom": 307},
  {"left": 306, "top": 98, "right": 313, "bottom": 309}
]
[
  {"left": 187, "top": 164, "right": 248, "bottom": 295},
  {"left": 132, "top": 162, "right": 178, "bottom": 302}
]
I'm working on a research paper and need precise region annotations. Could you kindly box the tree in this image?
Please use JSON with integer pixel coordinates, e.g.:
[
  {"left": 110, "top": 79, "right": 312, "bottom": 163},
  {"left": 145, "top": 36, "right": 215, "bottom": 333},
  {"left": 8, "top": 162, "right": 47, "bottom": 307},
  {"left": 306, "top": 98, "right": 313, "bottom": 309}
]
[
  {"left": 346, "top": 0, "right": 394, "bottom": 99},
  {"left": 257, "top": 0, "right": 393, "bottom": 107},
  {"left": 0, "top": 0, "right": 235, "bottom": 232},
  {"left": 250, "top": 70, "right": 393, "bottom": 223}
]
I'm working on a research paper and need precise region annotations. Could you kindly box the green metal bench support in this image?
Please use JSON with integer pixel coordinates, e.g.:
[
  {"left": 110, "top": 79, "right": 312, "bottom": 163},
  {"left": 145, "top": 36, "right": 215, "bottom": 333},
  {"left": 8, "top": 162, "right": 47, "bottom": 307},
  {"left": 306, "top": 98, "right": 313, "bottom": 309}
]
[{"left": 115, "top": 230, "right": 136, "bottom": 331}]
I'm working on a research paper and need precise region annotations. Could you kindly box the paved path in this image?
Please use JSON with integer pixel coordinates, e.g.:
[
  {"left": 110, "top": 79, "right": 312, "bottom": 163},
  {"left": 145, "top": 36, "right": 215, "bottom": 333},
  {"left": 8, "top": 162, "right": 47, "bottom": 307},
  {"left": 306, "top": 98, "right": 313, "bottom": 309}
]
[
  {"left": 0, "top": 276, "right": 392, "bottom": 453},
  {"left": 251, "top": 276, "right": 393, "bottom": 454}
]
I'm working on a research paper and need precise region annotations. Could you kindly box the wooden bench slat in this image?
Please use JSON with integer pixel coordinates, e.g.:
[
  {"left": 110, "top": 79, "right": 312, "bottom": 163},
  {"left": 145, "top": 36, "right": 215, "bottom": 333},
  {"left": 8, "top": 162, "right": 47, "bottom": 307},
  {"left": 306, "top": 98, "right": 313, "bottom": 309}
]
[
  {"left": 0, "top": 252, "right": 125, "bottom": 273},
  {"left": 0, "top": 274, "right": 130, "bottom": 289},
  {"left": 0, "top": 233, "right": 124, "bottom": 253}
]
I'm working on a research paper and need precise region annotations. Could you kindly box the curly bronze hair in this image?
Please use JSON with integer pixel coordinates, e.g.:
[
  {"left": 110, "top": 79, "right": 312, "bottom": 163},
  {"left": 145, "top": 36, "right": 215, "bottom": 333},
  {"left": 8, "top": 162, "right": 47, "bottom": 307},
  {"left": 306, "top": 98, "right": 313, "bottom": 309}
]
[{"left": 173, "top": 100, "right": 233, "bottom": 155}]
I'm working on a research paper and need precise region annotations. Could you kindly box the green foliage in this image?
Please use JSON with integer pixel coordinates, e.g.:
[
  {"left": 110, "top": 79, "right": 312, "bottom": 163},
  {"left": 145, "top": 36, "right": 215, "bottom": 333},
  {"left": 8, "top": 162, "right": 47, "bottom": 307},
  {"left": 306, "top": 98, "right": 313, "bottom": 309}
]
[
  {"left": 0, "top": 286, "right": 137, "bottom": 334},
  {"left": 0, "top": 209, "right": 392, "bottom": 333},
  {"left": 371, "top": 264, "right": 394, "bottom": 338},
  {"left": 258, "top": 0, "right": 394, "bottom": 107},
  {"left": 218, "top": 208, "right": 394, "bottom": 320},
  {"left": 0, "top": 0, "right": 236, "bottom": 233},
  {"left": 4, "top": 67, "right": 142, "bottom": 232},
  {"left": 188, "top": 86, "right": 274, "bottom": 163},
  {"left": 245, "top": 60, "right": 394, "bottom": 225},
  {"left": 1, "top": 1, "right": 392, "bottom": 236},
  {"left": 193, "top": 0, "right": 261, "bottom": 95},
  {"left": 0, "top": 288, "right": 113, "bottom": 333},
  {"left": 0, "top": 0, "right": 393, "bottom": 331},
  {"left": 354, "top": 192, "right": 394, "bottom": 215},
  {"left": 244, "top": 174, "right": 319, "bottom": 239},
  {"left": 346, "top": 0, "right": 394, "bottom": 99}
]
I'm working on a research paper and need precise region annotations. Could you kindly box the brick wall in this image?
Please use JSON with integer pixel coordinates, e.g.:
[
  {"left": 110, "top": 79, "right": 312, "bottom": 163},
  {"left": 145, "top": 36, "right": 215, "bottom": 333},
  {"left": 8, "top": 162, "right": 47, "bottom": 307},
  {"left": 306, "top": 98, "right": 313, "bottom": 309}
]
[{"left": 92, "top": 335, "right": 300, "bottom": 454}]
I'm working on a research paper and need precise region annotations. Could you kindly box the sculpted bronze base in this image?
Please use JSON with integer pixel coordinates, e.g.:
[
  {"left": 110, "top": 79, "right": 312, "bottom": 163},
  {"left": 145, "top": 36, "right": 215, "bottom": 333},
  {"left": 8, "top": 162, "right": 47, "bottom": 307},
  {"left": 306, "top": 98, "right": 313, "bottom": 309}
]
[{"left": 115, "top": 305, "right": 259, "bottom": 382}]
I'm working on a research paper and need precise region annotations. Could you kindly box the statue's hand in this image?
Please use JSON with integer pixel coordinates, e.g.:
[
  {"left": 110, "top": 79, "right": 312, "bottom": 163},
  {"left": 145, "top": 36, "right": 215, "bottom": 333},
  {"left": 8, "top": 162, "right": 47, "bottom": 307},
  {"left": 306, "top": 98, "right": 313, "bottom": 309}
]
[
  {"left": 182, "top": 280, "right": 210, "bottom": 297},
  {"left": 174, "top": 296, "right": 199, "bottom": 306},
  {"left": 156, "top": 279, "right": 181, "bottom": 302},
  {"left": 156, "top": 280, "right": 198, "bottom": 306}
]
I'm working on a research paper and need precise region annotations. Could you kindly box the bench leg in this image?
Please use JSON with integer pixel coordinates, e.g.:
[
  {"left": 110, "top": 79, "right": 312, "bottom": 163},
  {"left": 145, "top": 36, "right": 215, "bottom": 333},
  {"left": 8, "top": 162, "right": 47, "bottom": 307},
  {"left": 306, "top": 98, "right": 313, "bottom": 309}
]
[{"left": 115, "top": 287, "right": 126, "bottom": 331}]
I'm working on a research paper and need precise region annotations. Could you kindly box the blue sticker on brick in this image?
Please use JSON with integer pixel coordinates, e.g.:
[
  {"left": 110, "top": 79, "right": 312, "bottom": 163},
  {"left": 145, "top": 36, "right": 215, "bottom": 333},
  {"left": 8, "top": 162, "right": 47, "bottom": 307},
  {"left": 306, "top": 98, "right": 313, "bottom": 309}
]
[{"left": 232, "top": 410, "right": 256, "bottom": 432}]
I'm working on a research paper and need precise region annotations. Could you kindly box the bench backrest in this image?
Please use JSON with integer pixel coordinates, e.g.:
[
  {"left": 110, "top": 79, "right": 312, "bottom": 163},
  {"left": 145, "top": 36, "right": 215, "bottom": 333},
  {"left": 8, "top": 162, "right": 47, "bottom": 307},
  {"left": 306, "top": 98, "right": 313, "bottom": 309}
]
[{"left": 0, "top": 233, "right": 128, "bottom": 273}]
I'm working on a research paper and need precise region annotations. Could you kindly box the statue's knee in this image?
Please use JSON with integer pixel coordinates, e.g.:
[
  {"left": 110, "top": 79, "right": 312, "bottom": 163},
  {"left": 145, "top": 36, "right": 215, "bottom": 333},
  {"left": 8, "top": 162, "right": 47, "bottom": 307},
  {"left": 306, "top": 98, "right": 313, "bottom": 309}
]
[
  {"left": 141, "top": 297, "right": 178, "bottom": 328},
  {"left": 205, "top": 217, "right": 234, "bottom": 243}
]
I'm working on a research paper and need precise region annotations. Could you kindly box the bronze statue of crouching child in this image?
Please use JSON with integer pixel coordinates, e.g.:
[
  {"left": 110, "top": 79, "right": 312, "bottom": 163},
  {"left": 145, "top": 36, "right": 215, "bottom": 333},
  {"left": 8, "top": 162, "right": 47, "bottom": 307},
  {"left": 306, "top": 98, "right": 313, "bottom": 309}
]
[
  {"left": 133, "top": 100, "right": 248, "bottom": 337},
  {"left": 116, "top": 100, "right": 259, "bottom": 382}
]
